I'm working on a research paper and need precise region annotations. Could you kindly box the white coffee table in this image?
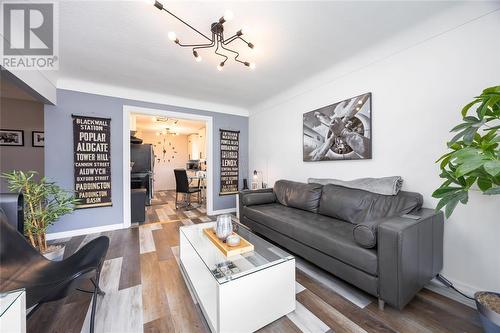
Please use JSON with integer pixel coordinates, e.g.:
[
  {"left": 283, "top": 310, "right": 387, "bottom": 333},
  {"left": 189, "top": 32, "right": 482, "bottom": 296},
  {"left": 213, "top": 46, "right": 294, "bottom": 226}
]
[
  {"left": 179, "top": 221, "right": 295, "bottom": 333},
  {"left": 0, "top": 289, "right": 26, "bottom": 333}
]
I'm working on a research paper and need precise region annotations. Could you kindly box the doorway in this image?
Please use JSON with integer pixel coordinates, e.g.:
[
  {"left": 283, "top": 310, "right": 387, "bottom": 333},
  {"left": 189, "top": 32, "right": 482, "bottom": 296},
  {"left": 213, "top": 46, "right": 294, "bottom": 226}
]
[{"left": 122, "top": 105, "right": 213, "bottom": 229}]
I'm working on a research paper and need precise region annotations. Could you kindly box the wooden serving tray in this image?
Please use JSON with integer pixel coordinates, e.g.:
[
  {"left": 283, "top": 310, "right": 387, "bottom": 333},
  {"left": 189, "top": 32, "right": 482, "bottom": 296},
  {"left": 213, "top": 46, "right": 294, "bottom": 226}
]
[{"left": 203, "top": 227, "right": 254, "bottom": 257}]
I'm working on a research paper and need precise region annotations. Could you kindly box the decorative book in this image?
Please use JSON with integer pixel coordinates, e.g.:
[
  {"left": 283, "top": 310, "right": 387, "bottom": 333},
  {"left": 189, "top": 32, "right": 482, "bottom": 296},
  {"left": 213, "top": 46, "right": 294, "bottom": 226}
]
[{"left": 203, "top": 227, "right": 254, "bottom": 257}]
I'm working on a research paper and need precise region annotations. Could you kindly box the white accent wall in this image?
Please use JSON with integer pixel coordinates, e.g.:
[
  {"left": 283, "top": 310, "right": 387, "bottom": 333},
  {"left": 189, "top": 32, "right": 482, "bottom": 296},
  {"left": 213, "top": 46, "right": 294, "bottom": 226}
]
[
  {"left": 249, "top": 7, "right": 500, "bottom": 293},
  {"left": 136, "top": 131, "right": 189, "bottom": 191}
]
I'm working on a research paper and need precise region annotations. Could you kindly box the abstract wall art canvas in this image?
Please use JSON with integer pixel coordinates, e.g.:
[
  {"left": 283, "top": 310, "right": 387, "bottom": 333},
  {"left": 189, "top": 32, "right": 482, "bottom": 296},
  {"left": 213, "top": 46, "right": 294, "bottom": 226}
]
[{"left": 303, "top": 92, "right": 372, "bottom": 161}]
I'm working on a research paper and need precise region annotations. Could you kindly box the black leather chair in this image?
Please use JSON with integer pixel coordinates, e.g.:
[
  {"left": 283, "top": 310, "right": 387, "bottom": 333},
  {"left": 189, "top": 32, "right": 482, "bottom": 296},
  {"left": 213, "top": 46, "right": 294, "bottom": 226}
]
[
  {"left": 0, "top": 192, "right": 24, "bottom": 233},
  {"left": 174, "top": 169, "right": 201, "bottom": 209},
  {"left": 0, "top": 216, "right": 109, "bottom": 333}
]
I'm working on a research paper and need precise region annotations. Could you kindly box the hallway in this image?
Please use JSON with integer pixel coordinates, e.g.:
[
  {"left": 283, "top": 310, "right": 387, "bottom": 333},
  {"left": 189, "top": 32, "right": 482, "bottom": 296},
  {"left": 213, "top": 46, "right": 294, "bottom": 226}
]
[{"left": 144, "top": 190, "right": 208, "bottom": 225}]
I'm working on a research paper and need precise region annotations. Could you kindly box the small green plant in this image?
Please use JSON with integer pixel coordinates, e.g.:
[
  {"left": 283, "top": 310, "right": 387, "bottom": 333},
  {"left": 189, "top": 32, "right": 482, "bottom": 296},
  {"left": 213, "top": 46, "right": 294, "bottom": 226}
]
[
  {"left": 2, "top": 171, "right": 79, "bottom": 252},
  {"left": 433, "top": 86, "right": 500, "bottom": 218}
]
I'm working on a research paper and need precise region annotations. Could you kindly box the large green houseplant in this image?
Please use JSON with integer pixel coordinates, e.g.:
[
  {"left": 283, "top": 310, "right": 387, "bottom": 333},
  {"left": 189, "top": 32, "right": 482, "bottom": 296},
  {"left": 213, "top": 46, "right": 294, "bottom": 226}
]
[
  {"left": 2, "top": 170, "right": 79, "bottom": 253},
  {"left": 433, "top": 85, "right": 500, "bottom": 218},
  {"left": 433, "top": 85, "right": 500, "bottom": 332}
]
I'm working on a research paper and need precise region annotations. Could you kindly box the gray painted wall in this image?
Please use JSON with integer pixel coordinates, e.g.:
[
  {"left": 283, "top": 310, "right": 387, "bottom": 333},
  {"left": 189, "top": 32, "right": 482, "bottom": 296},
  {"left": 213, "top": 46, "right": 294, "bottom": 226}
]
[
  {"left": 0, "top": 98, "right": 44, "bottom": 192},
  {"left": 45, "top": 89, "right": 248, "bottom": 233}
]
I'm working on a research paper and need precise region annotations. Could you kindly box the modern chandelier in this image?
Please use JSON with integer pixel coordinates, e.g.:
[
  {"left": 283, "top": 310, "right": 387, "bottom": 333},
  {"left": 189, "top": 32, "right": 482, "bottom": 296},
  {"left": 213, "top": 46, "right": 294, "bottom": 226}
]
[{"left": 150, "top": 1, "right": 256, "bottom": 71}]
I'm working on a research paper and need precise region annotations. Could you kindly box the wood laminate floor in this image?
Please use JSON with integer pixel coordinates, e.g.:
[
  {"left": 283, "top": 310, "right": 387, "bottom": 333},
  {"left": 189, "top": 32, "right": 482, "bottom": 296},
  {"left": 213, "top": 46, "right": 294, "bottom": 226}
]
[{"left": 30, "top": 190, "right": 481, "bottom": 333}]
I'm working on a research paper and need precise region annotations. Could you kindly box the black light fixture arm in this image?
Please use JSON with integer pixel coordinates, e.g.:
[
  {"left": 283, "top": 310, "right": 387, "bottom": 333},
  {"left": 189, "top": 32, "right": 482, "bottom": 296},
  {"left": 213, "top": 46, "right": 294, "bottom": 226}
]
[
  {"left": 192, "top": 34, "right": 215, "bottom": 52},
  {"left": 238, "top": 36, "right": 254, "bottom": 49},
  {"left": 224, "top": 36, "right": 254, "bottom": 49},
  {"left": 222, "top": 34, "right": 238, "bottom": 45},
  {"left": 220, "top": 43, "right": 253, "bottom": 68},
  {"left": 220, "top": 43, "right": 244, "bottom": 65},
  {"left": 178, "top": 40, "right": 213, "bottom": 48},
  {"left": 154, "top": 0, "right": 212, "bottom": 43},
  {"left": 214, "top": 37, "right": 229, "bottom": 66}
]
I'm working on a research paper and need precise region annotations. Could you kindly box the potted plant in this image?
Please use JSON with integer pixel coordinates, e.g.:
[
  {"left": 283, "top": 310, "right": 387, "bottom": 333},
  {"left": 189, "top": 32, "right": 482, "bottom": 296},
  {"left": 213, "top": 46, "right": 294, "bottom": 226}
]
[
  {"left": 433, "top": 85, "right": 500, "bottom": 332},
  {"left": 2, "top": 170, "right": 79, "bottom": 260}
]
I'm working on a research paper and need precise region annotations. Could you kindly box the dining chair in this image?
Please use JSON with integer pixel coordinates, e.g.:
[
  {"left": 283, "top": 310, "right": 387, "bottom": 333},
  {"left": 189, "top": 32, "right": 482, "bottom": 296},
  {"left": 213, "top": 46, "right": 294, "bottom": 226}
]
[
  {"left": 174, "top": 169, "right": 201, "bottom": 208},
  {"left": 195, "top": 170, "right": 207, "bottom": 202}
]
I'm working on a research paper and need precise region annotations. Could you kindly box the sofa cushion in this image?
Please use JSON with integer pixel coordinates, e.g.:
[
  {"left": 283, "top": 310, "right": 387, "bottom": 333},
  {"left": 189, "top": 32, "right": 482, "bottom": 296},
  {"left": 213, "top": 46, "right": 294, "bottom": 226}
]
[
  {"left": 353, "top": 219, "right": 386, "bottom": 248},
  {"left": 243, "top": 204, "right": 378, "bottom": 275},
  {"left": 318, "top": 184, "right": 423, "bottom": 224},
  {"left": 273, "top": 180, "right": 323, "bottom": 213}
]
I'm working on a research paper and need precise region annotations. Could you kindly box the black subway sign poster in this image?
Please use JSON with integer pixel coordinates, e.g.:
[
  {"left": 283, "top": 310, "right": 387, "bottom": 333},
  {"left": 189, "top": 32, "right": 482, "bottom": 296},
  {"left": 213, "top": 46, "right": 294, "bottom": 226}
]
[
  {"left": 73, "top": 115, "right": 112, "bottom": 209},
  {"left": 220, "top": 129, "right": 239, "bottom": 195}
]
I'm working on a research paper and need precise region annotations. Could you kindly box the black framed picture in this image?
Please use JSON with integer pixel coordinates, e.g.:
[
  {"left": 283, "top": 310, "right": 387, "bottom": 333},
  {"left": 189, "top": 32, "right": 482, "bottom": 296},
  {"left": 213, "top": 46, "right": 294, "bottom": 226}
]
[
  {"left": 0, "top": 129, "right": 24, "bottom": 146},
  {"left": 303, "top": 92, "right": 372, "bottom": 161},
  {"left": 32, "top": 131, "right": 45, "bottom": 147}
]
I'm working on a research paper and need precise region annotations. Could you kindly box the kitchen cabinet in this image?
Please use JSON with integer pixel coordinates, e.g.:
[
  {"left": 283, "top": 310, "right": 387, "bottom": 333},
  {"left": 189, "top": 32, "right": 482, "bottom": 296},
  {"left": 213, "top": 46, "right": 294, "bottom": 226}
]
[{"left": 188, "top": 128, "right": 206, "bottom": 160}]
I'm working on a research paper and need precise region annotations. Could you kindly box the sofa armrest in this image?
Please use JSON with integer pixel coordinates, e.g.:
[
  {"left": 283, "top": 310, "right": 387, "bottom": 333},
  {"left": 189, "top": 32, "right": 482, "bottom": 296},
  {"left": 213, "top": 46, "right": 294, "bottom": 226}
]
[
  {"left": 239, "top": 188, "right": 276, "bottom": 207},
  {"left": 238, "top": 189, "right": 275, "bottom": 220},
  {"left": 378, "top": 208, "right": 444, "bottom": 309}
]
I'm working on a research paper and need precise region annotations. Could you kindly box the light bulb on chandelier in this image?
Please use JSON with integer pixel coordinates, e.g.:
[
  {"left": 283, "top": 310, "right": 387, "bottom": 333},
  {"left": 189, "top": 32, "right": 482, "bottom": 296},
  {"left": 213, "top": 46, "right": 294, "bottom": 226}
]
[
  {"left": 240, "top": 26, "right": 250, "bottom": 36},
  {"left": 244, "top": 61, "right": 256, "bottom": 70},
  {"left": 168, "top": 31, "right": 180, "bottom": 44},
  {"left": 168, "top": 31, "right": 176, "bottom": 41},
  {"left": 193, "top": 50, "right": 202, "bottom": 62},
  {"left": 223, "top": 10, "right": 234, "bottom": 22}
]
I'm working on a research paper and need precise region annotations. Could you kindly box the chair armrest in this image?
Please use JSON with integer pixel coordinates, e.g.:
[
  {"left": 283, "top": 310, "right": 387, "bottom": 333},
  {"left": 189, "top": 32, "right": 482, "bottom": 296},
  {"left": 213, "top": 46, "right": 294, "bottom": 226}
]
[{"left": 378, "top": 208, "right": 444, "bottom": 309}]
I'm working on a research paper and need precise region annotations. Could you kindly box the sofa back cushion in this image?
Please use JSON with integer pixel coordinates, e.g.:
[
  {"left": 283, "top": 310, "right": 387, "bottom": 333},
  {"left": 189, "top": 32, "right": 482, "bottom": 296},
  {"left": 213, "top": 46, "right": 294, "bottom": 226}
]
[
  {"left": 319, "top": 184, "right": 423, "bottom": 224},
  {"left": 273, "top": 180, "right": 323, "bottom": 213}
]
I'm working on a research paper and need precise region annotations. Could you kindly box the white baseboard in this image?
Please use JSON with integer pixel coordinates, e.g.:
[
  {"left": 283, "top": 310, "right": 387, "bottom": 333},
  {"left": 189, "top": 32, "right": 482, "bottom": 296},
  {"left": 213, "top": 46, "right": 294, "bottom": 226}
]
[
  {"left": 426, "top": 278, "right": 478, "bottom": 309},
  {"left": 46, "top": 223, "right": 125, "bottom": 240},
  {"left": 209, "top": 207, "right": 237, "bottom": 216}
]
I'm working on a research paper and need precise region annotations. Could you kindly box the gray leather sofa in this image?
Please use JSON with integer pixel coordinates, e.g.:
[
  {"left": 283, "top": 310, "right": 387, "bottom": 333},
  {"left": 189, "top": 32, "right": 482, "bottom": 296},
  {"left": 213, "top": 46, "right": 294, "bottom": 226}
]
[{"left": 238, "top": 180, "right": 444, "bottom": 310}]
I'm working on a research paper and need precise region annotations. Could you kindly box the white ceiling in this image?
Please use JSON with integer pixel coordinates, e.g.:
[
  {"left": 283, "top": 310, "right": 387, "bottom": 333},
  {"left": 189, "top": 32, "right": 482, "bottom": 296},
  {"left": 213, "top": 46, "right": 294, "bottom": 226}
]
[
  {"left": 135, "top": 114, "right": 205, "bottom": 134},
  {"left": 56, "top": 1, "right": 457, "bottom": 110}
]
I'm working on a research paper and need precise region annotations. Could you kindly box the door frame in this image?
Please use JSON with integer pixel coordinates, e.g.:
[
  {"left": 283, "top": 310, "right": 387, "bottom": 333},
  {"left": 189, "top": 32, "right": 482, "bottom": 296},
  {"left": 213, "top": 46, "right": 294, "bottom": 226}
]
[{"left": 123, "top": 105, "right": 214, "bottom": 228}]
